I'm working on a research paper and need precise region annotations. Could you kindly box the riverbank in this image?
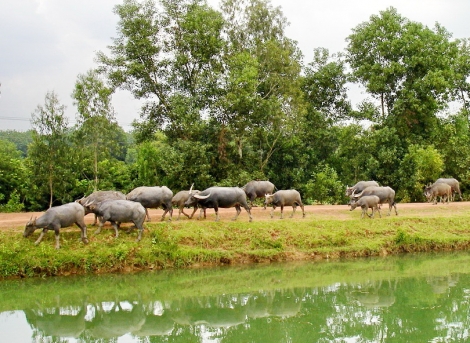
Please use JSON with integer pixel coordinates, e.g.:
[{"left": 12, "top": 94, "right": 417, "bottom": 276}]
[{"left": 1, "top": 202, "right": 470, "bottom": 278}]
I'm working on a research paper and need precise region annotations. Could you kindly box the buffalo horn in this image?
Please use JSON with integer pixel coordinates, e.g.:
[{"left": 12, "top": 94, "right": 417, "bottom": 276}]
[
  {"left": 189, "top": 183, "right": 194, "bottom": 195},
  {"left": 194, "top": 192, "right": 211, "bottom": 200},
  {"left": 353, "top": 190, "right": 363, "bottom": 198}
]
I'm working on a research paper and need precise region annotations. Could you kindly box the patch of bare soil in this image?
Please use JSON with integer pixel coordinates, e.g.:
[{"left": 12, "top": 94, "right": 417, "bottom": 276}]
[{"left": 1, "top": 201, "right": 469, "bottom": 231}]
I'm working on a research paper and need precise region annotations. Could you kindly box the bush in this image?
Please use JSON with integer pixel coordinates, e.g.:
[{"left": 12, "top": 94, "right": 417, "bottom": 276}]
[{"left": 0, "top": 190, "right": 24, "bottom": 213}]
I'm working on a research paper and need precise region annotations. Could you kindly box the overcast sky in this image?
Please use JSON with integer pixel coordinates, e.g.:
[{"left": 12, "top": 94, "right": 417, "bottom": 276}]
[{"left": 1, "top": 0, "right": 469, "bottom": 132}]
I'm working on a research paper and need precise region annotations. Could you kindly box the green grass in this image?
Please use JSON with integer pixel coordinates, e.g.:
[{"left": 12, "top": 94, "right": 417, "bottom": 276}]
[{"left": 2, "top": 204, "right": 470, "bottom": 278}]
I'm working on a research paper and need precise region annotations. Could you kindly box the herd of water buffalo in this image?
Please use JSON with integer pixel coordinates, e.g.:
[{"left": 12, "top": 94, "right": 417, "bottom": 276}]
[{"left": 22, "top": 178, "right": 461, "bottom": 249}]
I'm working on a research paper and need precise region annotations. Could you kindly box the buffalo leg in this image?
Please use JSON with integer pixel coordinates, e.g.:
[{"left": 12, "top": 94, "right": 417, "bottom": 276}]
[
  {"left": 189, "top": 206, "right": 198, "bottom": 219},
  {"left": 361, "top": 207, "right": 366, "bottom": 219},
  {"left": 280, "top": 205, "right": 284, "bottom": 219},
  {"left": 77, "top": 222, "right": 89, "bottom": 244},
  {"left": 54, "top": 229, "right": 61, "bottom": 249},
  {"left": 111, "top": 221, "right": 119, "bottom": 238},
  {"left": 375, "top": 205, "right": 382, "bottom": 218},
  {"left": 214, "top": 206, "right": 220, "bottom": 221},
  {"left": 290, "top": 205, "right": 297, "bottom": 218},
  {"left": 198, "top": 208, "right": 205, "bottom": 220},
  {"left": 95, "top": 219, "right": 105, "bottom": 235},
  {"left": 143, "top": 208, "right": 151, "bottom": 221},
  {"left": 34, "top": 229, "right": 48, "bottom": 246},
  {"left": 161, "top": 207, "right": 173, "bottom": 221},
  {"left": 232, "top": 205, "right": 242, "bottom": 221},
  {"left": 243, "top": 205, "right": 253, "bottom": 222}
]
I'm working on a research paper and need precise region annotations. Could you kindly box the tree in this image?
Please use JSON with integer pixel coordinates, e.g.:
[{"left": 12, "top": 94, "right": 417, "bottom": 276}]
[
  {"left": 346, "top": 7, "right": 458, "bottom": 140},
  {"left": 452, "top": 39, "right": 470, "bottom": 117},
  {"left": 0, "top": 130, "right": 33, "bottom": 157},
  {"left": 302, "top": 48, "right": 351, "bottom": 123},
  {"left": 0, "top": 139, "right": 27, "bottom": 211},
  {"left": 72, "top": 69, "right": 124, "bottom": 191},
  {"left": 398, "top": 145, "right": 444, "bottom": 202},
  {"left": 97, "top": 0, "right": 225, "bottom": 141},
  {"left": 218, "top": 0, "right": 305, "bottom": 173},
  {"left": 28, "top": 91, "right": 72, "bottom": 208}
]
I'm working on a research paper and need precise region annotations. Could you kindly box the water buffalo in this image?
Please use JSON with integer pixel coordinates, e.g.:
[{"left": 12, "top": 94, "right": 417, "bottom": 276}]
[
  {"left": 345, "top": 181, "right": 380, "bottom": 197},
  {"left": 352, "top": 186, "right": 398, "bottom": 216},
  {"left": 242, "top": 180, "right": 276, "bottom": 209},
  {"left": 424, "top": 182, "right": 452, "bottom": 205},
  {"left": 126, "top": 186, "right": 173, "bottom": 221},
  {"left": 88, "top": 200, "right": 146, "bottom": 241},
  {"left": 350, "top": 195, "right": 381, "bottom": 218},
  {"left": 184, "top": 186, "right": 252, "bottom": 222},
  {"left": 434, "top": 178, "right": 462, "bottom": 201},
  {"left": 172, "top": 188, "right": 203, "bottom": 220},
  {"left": 264, "top": 190, "right": 305, "bottom": 219},
  {"left": 77, "top": 190, "right": 126, "bottom": 225},
  {"left": 23, "top": 202, "right": 88, "bottom": 249}
]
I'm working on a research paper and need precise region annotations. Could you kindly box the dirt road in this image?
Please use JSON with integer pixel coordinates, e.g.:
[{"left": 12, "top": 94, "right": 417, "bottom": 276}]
[{"left": 1, "top": 201, "right": 468, "bottom": 230}]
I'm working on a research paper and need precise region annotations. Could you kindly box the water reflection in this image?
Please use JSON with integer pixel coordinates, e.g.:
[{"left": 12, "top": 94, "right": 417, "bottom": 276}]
[{"left": 1, "top": 252, "right": 470, "bottom": 342}]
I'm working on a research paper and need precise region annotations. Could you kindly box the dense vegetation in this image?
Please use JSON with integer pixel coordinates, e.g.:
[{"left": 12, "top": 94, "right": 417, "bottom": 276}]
[{"left": 1, "top": 0, "right": 470, "bottom": 212}]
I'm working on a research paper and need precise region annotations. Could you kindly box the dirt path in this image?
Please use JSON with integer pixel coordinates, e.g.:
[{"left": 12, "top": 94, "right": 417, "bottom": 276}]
[{"left": 1, "top": 201, "right": 469, "bottom": 231}]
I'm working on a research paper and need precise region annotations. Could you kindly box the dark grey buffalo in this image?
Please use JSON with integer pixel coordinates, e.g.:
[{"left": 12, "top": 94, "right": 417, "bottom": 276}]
[
  {"left": 350, "top": 195, "right": 381, "bottom": 218},
  {"left": 345, "top": 181, "right": 380, "bottom": 197},
  {"left": 23, "top": 202, "right": 88, "bottom": 249},
  {"left": 264, "top": 190, "right": 305, "bottom": 219},
  {"left": 184, "top": 186, "right": 252, "bottom": 222},
  {"left": 126, "top": 186, "right": 173, "bottom": 221},
  {"left": 77, "top": 190, "right": 126, "bottom": 225},
  {"left": 172, "top": 188, "right": 202, "bottom": 220},
  {"left": 88, "top": 199, "right": 146, "bottom": 241},
  {"left": 424, "top": 182, "right": 452, "bottom": 205},
  {"left": 352, "top": 186, "right": 398, "bottom": 216},
  {"left": 242, "top": 180, "right": 276, "bottom": 209},
  {"left": 434, "top": 178, "right": 462, "bottom": 201}
]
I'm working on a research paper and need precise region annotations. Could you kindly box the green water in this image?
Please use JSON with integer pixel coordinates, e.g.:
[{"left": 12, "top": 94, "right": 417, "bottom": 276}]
[{"left": 1, "top": 252, "right": 470, "bottom": 342}]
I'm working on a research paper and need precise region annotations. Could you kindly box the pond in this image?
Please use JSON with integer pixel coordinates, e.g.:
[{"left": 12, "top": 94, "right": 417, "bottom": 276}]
[{"left": 1, "top": 252, "right": 470, "bottom": 342}]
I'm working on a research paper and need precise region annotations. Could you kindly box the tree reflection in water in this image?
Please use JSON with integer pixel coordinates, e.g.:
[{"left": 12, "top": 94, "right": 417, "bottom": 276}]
[{"left": 3, "top": 254, "right": 470, "bottom": 342}]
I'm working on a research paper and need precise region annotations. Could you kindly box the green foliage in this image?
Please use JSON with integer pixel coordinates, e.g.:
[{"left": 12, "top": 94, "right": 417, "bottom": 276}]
[
  {"left": 347, "top": 7, "right": 458, "bottom": 141},
  {"left": 4, "top": 5, "right": 470, "bottom": 210},
  {"left": 398, "top": 145, "right": 444, "bottom": 202},
  {"left": 0, "top": 139, "right": 28, "bottom": 208},
  {"left": 0, "top": 190, "right": 24, "bottom": 213},
  {"left": 27, "top": 91, "right": 74, "bottom": 208},
  {"left": 304, "top": 164, "right": 344, "bottom": 204},
  {"left": 0, "top": 130, "right": 32, "bottom": 157}
]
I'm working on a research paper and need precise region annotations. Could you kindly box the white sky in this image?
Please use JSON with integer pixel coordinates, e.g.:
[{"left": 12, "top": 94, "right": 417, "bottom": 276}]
[{"left": 1, "top": 0, "right": 469, "bottom": 131}]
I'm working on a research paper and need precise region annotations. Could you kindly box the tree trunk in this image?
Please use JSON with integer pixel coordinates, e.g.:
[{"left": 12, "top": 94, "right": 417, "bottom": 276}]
[
  {"left": 94, "top": 142, "right": 98, "bottom": 191},
  {"left": 381, "top": 93, "right": 385, "bottom": 119},
  {"left": 49, "top": 174, "right": 53, "bottom": 209}
]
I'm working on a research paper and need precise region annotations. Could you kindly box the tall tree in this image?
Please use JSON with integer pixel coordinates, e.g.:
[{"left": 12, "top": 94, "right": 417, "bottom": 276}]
[
  {"left": 218, "top": 0, "right": 305, "bottom": 172},
  {"left": 28, "top": 91, "right": 71, "bottom": 208},
  {"left": 346, "top": 7, "right": 458, "bottom": 140},
  {"left": 97, "top": 0, "right": 225, "bottom": 141},
  {"left": 302, "top": 48, "right": 351, "bottom": 123},
  {"left": 452, "top": 38, "right": 470, "bottom": 117},
  {"left": 72, "top": 69, "right": 123, "bottom": 191}
]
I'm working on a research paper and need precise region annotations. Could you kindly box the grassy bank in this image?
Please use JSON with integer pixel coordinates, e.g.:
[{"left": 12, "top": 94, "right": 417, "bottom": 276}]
[{"left": 1, "top": 203, "right": 470, "bottom": 278}]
